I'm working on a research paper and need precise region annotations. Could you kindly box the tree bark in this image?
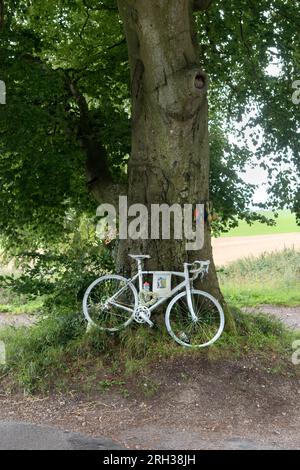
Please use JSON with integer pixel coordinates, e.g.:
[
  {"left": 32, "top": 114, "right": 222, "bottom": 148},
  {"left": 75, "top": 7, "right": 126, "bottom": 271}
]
[
  {"left": 68, "top": 79, "right": 125, "bottom": 204},
  {"left": 117, "top": 0, "right": 235, "bottom": 331}
]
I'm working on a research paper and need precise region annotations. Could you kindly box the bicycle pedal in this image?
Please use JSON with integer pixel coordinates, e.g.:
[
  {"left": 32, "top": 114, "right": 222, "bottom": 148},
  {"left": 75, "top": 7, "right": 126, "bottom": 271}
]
[{"left": 178, "top": 331, "right": 190, "bottom": 343}]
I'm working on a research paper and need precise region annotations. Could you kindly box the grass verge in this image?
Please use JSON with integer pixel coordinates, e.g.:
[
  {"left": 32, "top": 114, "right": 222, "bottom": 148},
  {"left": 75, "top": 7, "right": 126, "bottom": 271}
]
[
  {"left": 0, "top": 287, "right": 44, "bottom": 315},
  {"left": 0, "top": 305, "right": 299, "bottom": 396},
  {"left": 219, "top": 249, "right": 300, "bottom": 307}
]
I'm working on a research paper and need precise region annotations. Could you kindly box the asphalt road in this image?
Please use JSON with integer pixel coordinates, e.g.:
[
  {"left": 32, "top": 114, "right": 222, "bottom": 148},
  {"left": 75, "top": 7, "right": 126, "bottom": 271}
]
[{"left": 0, "top": 421, "right": 122, "bottom": 450}]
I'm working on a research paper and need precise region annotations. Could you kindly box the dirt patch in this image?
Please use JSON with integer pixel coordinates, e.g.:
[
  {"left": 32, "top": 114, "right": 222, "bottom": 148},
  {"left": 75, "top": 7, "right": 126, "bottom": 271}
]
[
  {"left": 0, "top": 313, "right": 35, "bottom": 328},
  {"left": 1, "top": 356, "right": 299, "bottom": 449},
  {"left": 242, "top": 305, "right": 300, "bottom": 330},
  {"left": 212, "top": 233, "right": 300, "bottom": 266}
]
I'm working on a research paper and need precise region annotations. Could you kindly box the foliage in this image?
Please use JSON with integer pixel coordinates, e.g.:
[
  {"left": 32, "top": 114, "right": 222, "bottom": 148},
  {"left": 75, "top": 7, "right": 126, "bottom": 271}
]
[
  {"left": 0, "top": 0, "right": 299, "bottom": 252},
  {"left": 0, "top": 214, "right": 116, "bottom": 393},
  {"left": 198, "top": 0, "right": 300, "bottom": 221},
  {"left": 0, "top": 0, "right": 130, "bottom": 248},
  {"left": 219, "top": 248, "right": 300, "bottom": 306},
  {"left": 0, "top": 213, "right": 114, "bottom": 304}
]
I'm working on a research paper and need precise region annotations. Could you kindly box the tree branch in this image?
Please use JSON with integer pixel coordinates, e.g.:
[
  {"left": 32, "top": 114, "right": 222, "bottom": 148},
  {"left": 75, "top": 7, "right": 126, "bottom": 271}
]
[
  {"left": 108, "top": 37, "right": 126, "bottom": 50},
  {"left": 79, "top": 8, "right": 90, "bottom": 40},
  {"left": 69, "top": 79, "right": 127, "bottom": 202},
  {"left": 20, "top": 53, "right": 124, "bottom": 202},
  {"left": 68, "top": 80, "right": 111, "bottom": 184},
  {"left": 193, "top": 0, "right": 213, "bottom": 12},
  {"left": 82, "top": 0, "right": 118, "bottom": 12},
  {"left": 0, "top": 0, "right": 5, "bottom": 31}
]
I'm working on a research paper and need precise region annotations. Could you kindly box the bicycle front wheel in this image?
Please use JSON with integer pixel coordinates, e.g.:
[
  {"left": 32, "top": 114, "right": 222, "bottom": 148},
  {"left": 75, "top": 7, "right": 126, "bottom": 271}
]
[
  {"left": 83, "top": 275, "right": 138, "bottom": 332},
  {"left": 165, "top": 289, "right": 225, "bottom": 348}
]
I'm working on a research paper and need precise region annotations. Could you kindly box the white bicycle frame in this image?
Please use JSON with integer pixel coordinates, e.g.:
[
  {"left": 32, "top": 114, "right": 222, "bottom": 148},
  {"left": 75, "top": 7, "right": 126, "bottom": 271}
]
[{"left": 107, "top": 260, "right": 208, "bottom": 324}]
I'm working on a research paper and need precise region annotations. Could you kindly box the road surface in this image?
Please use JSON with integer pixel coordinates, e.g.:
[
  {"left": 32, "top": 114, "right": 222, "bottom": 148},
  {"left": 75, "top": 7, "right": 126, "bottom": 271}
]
[{"left": 0, "top": 421, "right": 122, "bottom": 450}]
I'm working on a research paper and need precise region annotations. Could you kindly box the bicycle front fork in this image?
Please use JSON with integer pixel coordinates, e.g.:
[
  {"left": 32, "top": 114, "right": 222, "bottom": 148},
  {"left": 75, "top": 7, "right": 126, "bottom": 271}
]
[{"left": 184, "top": 265, "right": 198, "bottom": 323}]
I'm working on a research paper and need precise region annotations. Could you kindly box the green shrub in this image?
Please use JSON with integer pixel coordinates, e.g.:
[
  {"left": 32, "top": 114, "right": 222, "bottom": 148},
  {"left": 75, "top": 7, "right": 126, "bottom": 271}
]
[{"left": 219, "top": 249, "right": 300, "bottom": 306}]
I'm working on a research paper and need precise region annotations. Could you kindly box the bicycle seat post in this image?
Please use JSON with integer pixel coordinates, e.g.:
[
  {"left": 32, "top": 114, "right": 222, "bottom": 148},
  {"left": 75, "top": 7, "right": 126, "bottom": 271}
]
[
  {"left": 129, "top": 255, "right": 151, "bottom": 293},
  {"left": 133, "top": 257, "right": 143, "bottom": 292}
]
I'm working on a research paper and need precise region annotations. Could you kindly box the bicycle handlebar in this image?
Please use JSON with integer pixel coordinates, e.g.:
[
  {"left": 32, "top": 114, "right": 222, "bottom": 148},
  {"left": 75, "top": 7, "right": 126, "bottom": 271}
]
[{"left": 185, "top": 260, "right": 210, "bottom": 277}]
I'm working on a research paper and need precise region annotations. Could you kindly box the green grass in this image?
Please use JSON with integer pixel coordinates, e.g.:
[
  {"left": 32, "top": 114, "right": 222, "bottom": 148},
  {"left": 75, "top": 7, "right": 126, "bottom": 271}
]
[
  {"left": 222, "top": 210, "right": 299, "bottom": 237},
  {"left": 0, "top": 304, "right": 298, "bottom": 394},
  {"left": 0, "top": 299, "right": 44, "bottom": 315},
  {"left": 0, "top": 288, "right": 44, "bottom": 315},
  {"left": 0, "top": 245, "right": 299, "bottom": 395},
  {"left": 219, "top": 249, "right": 300, "bottom": 307}
]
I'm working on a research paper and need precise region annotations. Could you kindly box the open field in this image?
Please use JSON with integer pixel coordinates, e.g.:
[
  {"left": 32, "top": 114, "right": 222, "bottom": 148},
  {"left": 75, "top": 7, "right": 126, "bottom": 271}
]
[
  {"left": 222, "top": 210, "right": 299, "bottom": 238},
  {"left": 212, "top": 232, "right": 300, "bottom": 266}
]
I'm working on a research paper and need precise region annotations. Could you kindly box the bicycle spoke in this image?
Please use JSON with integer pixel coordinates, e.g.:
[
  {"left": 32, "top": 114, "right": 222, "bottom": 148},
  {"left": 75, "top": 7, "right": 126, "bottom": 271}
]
[
  {"left": 84, "top": 276, "right": 136, "bottom": 331},
  {"left": 166, "top": 290, "right": 224, "bottom": 347}
]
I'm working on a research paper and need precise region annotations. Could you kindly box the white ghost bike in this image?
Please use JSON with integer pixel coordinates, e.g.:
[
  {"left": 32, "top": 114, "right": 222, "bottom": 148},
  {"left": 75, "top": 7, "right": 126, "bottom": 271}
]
[{"left": 83, "top": 254, "right": 225, "bottom": 348}]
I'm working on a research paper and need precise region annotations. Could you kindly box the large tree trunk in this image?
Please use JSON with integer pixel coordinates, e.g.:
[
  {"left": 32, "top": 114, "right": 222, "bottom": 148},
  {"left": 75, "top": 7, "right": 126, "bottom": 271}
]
[{"left": 117, "top": 0, "right": 235, "bottom": 331}]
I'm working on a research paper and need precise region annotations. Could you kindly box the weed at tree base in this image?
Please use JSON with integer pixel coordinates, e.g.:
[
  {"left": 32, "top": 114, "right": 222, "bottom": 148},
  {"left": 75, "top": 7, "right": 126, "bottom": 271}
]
[{"left": 0, "top": 304, "right": 298, "bottom": 395}]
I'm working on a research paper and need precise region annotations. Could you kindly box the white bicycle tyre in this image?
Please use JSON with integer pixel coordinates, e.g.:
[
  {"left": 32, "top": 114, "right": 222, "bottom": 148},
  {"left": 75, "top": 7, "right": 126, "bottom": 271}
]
[
  {"left": 83, "top": 274, "right": 138, "bottom": 332},
  {"left": 165, "top": 289, "right": 225, "bottom": 348}
]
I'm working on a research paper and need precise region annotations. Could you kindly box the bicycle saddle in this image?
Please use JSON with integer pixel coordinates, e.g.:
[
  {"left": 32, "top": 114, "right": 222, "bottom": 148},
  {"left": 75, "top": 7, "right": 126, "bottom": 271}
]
[{"left": 129, "top": 254, "right": 151, "bottom": 260}]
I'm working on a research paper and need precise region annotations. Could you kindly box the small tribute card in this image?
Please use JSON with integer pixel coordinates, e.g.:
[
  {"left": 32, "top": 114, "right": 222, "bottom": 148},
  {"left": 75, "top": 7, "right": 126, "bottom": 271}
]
[{"left": 152, "top": 272, "right": 172, "bottom": 298}]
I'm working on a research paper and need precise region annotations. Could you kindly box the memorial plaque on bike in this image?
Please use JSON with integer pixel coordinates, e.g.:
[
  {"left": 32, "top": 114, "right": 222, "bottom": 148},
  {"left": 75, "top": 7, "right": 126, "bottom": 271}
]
[{"left": 152, "top": 272, "right": 172, "bottom": 298}]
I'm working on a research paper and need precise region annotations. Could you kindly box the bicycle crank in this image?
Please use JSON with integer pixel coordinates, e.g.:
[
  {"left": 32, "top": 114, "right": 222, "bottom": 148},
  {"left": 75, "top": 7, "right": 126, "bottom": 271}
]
[{"left": 133, "top": 306, "right": 154, "bottom": 327}]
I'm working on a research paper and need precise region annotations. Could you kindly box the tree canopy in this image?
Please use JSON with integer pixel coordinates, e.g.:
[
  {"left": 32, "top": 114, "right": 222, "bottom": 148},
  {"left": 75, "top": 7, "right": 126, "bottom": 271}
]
[{"left": 0, "top": 0, "right": 299, "bottom": 251}]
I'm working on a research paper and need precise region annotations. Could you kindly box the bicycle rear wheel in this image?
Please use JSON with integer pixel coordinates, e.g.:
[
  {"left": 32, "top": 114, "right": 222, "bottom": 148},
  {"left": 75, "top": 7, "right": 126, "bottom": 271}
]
[
  {"left": 83, "top": 275, "right": 138, "bottom": 332},
  {"left": 165, "top": 289, "right": 225, "bottom": 348}
]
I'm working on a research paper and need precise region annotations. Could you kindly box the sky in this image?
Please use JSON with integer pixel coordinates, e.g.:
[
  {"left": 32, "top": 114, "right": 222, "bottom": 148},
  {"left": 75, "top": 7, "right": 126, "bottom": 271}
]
[
  {"left": 240, "top": 166, "right": 268, "bottom": 205},
  {"left": 235, "top": 59, "right": 284, "bottom": 207}
]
